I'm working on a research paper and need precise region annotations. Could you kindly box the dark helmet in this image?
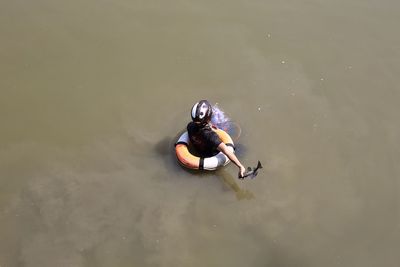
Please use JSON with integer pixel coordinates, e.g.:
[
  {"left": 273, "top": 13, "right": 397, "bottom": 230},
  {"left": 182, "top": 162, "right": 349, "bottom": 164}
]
[{"left": 191, "top": 100, "right": 213, "bottom": 124}]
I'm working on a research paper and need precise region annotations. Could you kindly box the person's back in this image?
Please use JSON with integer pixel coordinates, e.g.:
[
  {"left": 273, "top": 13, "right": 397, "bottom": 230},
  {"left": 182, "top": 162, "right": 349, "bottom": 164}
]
[{"left": 187, "top": 121, "right": 221, "bottom": 157}]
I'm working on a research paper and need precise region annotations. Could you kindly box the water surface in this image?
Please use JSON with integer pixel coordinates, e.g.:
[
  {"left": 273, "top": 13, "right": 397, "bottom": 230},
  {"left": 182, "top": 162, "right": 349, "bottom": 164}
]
[{"left": 1, "top": 0, "right": 399, "bottom": 266}]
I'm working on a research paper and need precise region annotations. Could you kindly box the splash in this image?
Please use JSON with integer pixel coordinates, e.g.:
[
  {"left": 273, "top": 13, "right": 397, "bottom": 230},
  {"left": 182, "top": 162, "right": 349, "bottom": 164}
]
[
  {"left": 211, "top": 103, "right": 242, "bottom": 141},
  {"left": 211, "top": 103, "right": 230, "bottom": 128}
]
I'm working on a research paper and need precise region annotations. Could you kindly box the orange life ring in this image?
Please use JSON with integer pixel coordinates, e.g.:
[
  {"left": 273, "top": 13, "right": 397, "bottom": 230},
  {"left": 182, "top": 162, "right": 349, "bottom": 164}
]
[{"left": 175, "top": 128, "right": 235, "bottom": 170}]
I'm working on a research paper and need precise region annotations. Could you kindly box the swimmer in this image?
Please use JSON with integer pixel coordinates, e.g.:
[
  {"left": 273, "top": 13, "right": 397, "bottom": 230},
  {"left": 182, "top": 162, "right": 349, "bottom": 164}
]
[{"left": 187, "top": 100, "right": 246, "bottom": 178}]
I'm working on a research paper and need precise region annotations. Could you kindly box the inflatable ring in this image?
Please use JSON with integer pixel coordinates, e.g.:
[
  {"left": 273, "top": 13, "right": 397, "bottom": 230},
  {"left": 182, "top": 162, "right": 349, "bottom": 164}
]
[{"left": 175, "top": 128, "right": 235, "bottom": 170}]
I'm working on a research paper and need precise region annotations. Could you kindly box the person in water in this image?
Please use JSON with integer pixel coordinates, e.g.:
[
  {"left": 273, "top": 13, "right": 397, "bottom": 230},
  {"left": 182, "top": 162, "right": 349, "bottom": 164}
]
[{"left": 187, "top": 100, "right": 246, "bottom": 178}]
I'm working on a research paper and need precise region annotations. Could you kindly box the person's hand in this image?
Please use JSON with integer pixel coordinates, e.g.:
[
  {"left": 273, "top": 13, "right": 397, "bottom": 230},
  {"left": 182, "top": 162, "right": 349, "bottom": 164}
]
[{"left": 238, "top": 165, "right": 246, "bottom": 179}]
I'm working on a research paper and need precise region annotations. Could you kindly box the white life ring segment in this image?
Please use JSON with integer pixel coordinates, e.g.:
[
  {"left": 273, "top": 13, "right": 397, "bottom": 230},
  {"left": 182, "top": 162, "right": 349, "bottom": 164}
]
[{"left": 175, "top": 128, "right": 235, "bottom": 171}]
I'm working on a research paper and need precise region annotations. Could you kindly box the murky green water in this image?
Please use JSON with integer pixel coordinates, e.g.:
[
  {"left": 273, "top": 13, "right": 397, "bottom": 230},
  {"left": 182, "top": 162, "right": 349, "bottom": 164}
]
[{"left": 1, "top": 0, "right": 399, "bottom": 266}]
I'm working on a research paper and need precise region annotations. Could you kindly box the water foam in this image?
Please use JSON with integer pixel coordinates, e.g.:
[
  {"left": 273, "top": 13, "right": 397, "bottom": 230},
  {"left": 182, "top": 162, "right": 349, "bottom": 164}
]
[{"left": 211, "top": 104, "right": 230, "bottom": 128}]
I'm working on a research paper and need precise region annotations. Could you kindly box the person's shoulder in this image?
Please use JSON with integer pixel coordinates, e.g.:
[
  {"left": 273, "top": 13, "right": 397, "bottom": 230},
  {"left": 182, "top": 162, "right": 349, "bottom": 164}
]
[
  {"left": 204, "top": 126, "right": 222, "bottom": 146},
  {"left": 203, "top": 125, "right": 220, "bottom": 138},
  {"left": 202, "top": 124, "right": 216, "bottom": 132}
]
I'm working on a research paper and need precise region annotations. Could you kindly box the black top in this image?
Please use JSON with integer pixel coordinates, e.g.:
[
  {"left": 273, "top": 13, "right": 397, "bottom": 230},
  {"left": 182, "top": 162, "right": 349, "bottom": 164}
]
[{"left": 187, "top": 122, "right": 222, "bottom": 157}]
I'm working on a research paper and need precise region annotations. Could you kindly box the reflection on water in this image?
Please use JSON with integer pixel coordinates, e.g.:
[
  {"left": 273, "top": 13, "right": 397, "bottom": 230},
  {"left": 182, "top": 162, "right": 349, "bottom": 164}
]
[{"left": 1, "top": 0, "right": 400, "bottom": 266}]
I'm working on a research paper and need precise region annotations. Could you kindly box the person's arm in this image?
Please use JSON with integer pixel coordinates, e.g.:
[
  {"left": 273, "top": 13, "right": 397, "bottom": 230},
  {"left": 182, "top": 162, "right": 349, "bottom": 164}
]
[{"left": 217, "top": 143, "right": 246, "bottom": 178}]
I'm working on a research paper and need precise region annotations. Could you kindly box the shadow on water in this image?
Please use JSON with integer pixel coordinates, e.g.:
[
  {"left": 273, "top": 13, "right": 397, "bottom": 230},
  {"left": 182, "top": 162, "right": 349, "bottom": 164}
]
[
  {"left": 154, "top": 136, "right": 173, "bottom": 156},
  {"left": 175, "top": 165, "right": 255, "bottom": 200},
  {"left": 153, "top": 136, "right": 182, "bottom": 173},
  {"left": 216, "top": 169, "right": 255, "bottom": 200}
]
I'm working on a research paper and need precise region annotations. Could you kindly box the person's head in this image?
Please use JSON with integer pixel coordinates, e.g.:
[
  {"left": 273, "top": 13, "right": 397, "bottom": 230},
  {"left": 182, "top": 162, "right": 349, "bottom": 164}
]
[{"left": 191, "top": 100, "right": 213, "bottom": 125}]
